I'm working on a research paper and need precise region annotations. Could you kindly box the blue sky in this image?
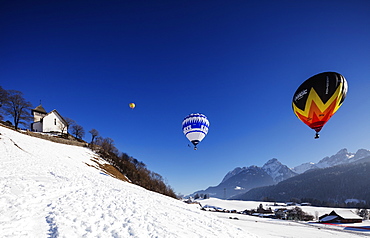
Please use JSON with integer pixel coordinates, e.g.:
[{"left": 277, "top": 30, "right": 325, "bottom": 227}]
[{"left": 1, "top": 0, "right": 370, "bottom": 195}]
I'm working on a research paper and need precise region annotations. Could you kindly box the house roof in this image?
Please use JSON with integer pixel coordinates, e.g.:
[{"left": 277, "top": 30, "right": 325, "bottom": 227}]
[
  {"left": 32, "top": 105, "right": 68, "bottom": 126},
  {"left": 32, "top": 104, "right": 47, "bottom": 114},
  {"left": 320, "top": 215, "right": 338, "bottom": 222},
  {"left": 46, "top": 109, "right": 68, "bottom": 125},
  {"left": 330, "top": 210, "right": 362, "bottom": 219}
]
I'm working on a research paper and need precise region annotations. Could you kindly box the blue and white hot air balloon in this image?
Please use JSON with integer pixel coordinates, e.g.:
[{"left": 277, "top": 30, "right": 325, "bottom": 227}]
[{"left": 182, "top": 113, "right": 209, "bottom": 150}]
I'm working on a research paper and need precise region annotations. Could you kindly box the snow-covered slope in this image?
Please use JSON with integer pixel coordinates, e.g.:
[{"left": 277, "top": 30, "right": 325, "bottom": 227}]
[
  {"left": 291, "top": 162, "right": 318, "bottom": 174},
  {"left": 0, "top": 126, "right": 254, "bottom": 237}
]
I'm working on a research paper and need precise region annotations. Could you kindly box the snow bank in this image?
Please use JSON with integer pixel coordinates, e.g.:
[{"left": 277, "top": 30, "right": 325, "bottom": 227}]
[{"left": 0, "top": 126, "right": 255, "bottom": 237}]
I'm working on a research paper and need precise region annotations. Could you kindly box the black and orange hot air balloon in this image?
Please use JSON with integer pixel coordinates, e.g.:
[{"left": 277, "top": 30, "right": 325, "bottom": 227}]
[{"left": 292, "top": 72, "right": 348, "bottom": 139}]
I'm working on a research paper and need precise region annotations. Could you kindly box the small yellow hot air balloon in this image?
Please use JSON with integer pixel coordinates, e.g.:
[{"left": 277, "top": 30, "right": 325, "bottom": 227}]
[{"left": 129, "top": 103, "right": 136, "bottom": 109}]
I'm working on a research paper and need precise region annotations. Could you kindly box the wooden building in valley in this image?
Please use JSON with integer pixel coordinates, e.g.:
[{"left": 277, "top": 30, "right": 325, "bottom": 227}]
[{"left": 319, "top": 210, "right": 362, "bottom": 223}]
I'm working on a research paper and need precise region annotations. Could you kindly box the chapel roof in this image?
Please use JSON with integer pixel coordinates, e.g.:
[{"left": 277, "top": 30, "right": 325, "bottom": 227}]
[{"left": 33, "top": 104, "right": 47, "bottom": 114}]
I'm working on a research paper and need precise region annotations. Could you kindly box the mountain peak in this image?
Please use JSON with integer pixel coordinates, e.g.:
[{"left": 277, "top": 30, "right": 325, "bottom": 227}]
[
  {"left": 262, "top": 158, "right": 297, "bottom": 183},
  {"left": 336, "top": 148, "right": 348, "bottom": 155},
  {"left": 221, "top": 166, "right": 246, "bottom": 183},
  {"left": 353, "top": 149, "right": 370, "bottom": 161},
  {"left": 264, "top": 158, "right": 280, "bottom": 165},
  {"left": 317, "top": 148, "right": 354, "bottom": 168}
]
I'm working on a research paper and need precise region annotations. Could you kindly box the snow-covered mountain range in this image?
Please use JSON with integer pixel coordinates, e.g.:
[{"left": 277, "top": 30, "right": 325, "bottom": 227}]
[
  {"left": 191, "top": 159, "right": 297, "bottom": 199},
  {"left": 292, "top": 148, "right": 370, "bottom": 174},
  {"left": 191, "top": 149, "right": 370, "bottom": 199},
  {"left": 223, "top": 158, "right": 297, "bottom": 184}
]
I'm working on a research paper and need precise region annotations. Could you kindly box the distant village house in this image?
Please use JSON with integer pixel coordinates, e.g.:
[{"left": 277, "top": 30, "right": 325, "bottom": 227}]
[
  {"left": 319, "top": 210, "right": 362, "bottom": 223},
  {"left": 31, "top": 105, "right": 68, "bottom": 134}
]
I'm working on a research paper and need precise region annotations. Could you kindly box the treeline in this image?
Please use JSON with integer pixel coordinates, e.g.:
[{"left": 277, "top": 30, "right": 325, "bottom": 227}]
[
  {"left": 261, "top": 197, "right": 369, "bottom": 209},
  {"left": 91, "top": 136, "right": 177, "bottom": 198},
  {"left": 1, "top": 85, "right": 177, "bottom": 199},
  {"left": 293, "top": 197, "right": 368, "bottom": 209}
]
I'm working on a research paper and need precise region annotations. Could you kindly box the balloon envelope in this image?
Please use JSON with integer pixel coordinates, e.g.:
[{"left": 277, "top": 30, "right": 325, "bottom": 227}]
[
  {"left": 182, "top": 113, "right": 209, "bottom": 148},
  {"left": 292, "top": 72, "right": 347, "bottom": 137},
  {"left": 129, "top": 103, "right": 135, "bottom": 109}
]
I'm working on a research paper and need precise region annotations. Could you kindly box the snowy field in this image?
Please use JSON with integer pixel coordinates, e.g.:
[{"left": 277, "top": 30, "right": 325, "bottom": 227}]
[
  {"left": 1, "top": 125, "right": 369, "bottom": 237},
  {"left": 196, "top": 198, "right": 370, "bottom": 238}
]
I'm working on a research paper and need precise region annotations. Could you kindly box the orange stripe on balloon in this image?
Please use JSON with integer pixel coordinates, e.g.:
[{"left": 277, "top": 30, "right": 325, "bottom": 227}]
[{"left": 295, "top": 97, "right": 338, "bottom": 132}]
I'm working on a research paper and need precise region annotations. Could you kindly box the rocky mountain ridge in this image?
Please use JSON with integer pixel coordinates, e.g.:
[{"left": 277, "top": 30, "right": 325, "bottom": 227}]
[
  {"left": 190, "top": 148, "right": 370, "bottom": 200},
  {"left": 234, "top": 159, "right": 370, "bottom": 205},
  {"left": 292, "top": 148, "right": 370, "bottom": 174},
  {"left": 191, "top": 158, "right": 297, "bottom": 199}
]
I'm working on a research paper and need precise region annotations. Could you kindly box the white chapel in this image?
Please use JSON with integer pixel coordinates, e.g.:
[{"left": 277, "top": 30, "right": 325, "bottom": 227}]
[{"left": 31, "top": 105, "right": 68, "bottom": 134}]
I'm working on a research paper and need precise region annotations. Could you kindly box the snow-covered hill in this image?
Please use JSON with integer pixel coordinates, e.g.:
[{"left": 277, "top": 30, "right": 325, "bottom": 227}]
[
  {"left": 0, "top": 125, "right": 253, "bottom": 237},
  {"left": 2, "top": 125, "right": 369, "bottom": 237}
]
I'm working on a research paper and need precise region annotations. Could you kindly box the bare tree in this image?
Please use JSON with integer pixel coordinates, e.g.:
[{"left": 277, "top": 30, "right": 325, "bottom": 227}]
[
  {"left": 0, "top": 86, "right": 8, "bottom": 107},
  {"left": 2, "top": 90, "right": 32, "bottom": 130},
  {"left": 0, "top": 86, "right": 9, "bottom": 120},
  {"left": 95, "top": 136, "right": 118, "bottom": 155},
  {"left": 71, "top": 124, "right": 85, "bottom": 139},
  {"left": 57, "top": 120, "right": 68, "bottom": 135},
  {"left": 89, "top": 128, "right": 99, "bottom": 145},
  {"left": 63, "top": 117, "right": 75, "bottom": 135}
]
